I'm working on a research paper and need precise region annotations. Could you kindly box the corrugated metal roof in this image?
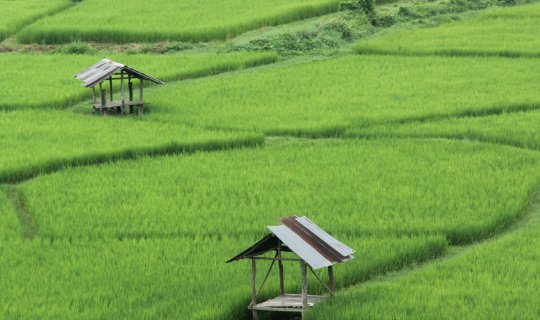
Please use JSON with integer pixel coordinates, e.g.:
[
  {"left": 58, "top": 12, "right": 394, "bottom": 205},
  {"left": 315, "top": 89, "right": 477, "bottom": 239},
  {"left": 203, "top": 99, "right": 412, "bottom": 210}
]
[
  {"left": 227, "top": 216, "right": 354, "bottom": 270},
  {"left": 226, "top": 234, "right": 292, "bottom": 263},
  {"left": 75, "top": 58, "right": 164, "bottom": 88}
]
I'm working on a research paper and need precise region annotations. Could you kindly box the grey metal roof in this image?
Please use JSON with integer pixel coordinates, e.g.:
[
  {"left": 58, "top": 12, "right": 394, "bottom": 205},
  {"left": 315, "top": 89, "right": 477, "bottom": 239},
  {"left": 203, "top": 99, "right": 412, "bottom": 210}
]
[
  {"left": 228, "top": 216, "right": 354, "bottom": 270},
  {"left": 75, "top": 58, "right": 164, "bottom": 88}
]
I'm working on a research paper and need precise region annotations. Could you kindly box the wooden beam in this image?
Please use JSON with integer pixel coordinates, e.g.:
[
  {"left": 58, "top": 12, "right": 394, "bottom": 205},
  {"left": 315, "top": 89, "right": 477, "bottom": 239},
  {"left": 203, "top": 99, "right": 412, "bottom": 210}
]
[
  {"left": 251, "top": 259, "right": 259, "bottom": 320},
  {"left": 301, "top": 260, "right": 308, "bottom": 317},
  {"left": 328, "top": 266, "right": 335, "bottom": 293},
  {"left": 139, "top": 78, "right": 144, "bottom": 101},
  {"left": 138, "top": 79, "right": 144, "bottom": 115},
  {"left": 278, "top": 242, "right": 285, "bottom": 295},
  {"left": 120, "top": 71, "right": 125, "bottom": 107},
  {"left": 251, "top": 256, "right": 301, "bottom": 262},
  {"left": 92, "top": 86, "right": 96, "bottom": 104},
  {"left": 128, "top": 76, "right": 133, "bottom": 102},
  {"left": 109, "top": 77, "right": 113, "bottom": 102},
  {"left": 99, "top": 82, "right": 106, "bottom": 115}
]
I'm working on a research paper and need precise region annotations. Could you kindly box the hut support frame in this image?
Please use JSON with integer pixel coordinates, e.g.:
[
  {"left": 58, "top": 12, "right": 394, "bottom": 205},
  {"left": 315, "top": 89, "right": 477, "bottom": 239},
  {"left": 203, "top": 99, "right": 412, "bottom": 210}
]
[
  {"left": 77, "top": 58, "right": 162, "bottom": 116},
  {"left": 248, "top": 241, "right": 335, "bottom": 320}
]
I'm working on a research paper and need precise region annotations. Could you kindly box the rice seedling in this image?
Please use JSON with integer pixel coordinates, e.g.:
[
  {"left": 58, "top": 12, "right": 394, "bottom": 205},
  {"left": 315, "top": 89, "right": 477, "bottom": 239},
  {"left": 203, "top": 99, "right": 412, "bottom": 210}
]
[
  {"left": 354, "top": 2, "right": 540, "bottom": 57},
  {"left": 0, "top": 0, "right": 72, "bottom": 41},
  {"left": 144, "top": 55, "right": 540, "bottom": 136},
  {"left": 17, "top": 0, "right": 341, "bottom": 44},
  {"left": 346, "top": 109, "right": 540, "bottom": 150},
  {"left": 308, "top": 203, "right": 540, "bottom": 319},
  {"left": 0, "top": 52, "right": 278, "bottom": 109},
  {"left": 20, "top": 139, "right": 540, "bottom": 244},
  {"left": 0, "top": 110, "right": 263, "bottom": 184}
]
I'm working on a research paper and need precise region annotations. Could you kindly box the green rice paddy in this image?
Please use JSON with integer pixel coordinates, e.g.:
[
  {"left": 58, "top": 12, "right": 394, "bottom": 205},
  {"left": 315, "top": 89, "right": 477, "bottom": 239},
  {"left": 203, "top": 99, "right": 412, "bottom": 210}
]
[{"left": 1, "top": 0, "right": 540, "bottom": 319}]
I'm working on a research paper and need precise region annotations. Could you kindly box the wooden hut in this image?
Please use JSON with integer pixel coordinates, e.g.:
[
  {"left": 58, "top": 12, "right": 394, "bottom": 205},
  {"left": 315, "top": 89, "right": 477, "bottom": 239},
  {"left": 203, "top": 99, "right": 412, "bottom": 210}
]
[
  {"left": 75, "top": 58, "right": 163, "bottom": 115},
  {"left": 227, "top": 216, "right": 355, "bottom": 319}
]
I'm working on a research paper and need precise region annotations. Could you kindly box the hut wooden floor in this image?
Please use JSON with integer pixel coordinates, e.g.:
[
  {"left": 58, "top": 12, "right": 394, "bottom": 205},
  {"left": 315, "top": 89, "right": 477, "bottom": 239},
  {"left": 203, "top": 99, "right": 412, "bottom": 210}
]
[
  {"left": 93, "top": 100, "right": 143, "bottom": 109},
  {"left": 251, "top": 294, "right": 326, "bottom": 312}
]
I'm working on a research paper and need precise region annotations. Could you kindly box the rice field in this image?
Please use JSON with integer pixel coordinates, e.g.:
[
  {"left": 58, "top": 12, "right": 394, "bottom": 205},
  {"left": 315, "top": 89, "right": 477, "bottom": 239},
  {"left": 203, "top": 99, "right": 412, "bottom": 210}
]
[
  {"left": 20, "top": 139, "right": 540, "bottom": 243},
  {"left": 2, "top": 1, "right": 540, "bottom": 319},
  {"left": 354, "top": 3, "right": 540, "bottom": 57},
  {"left": 17, "top": 0, "right": 341, "bottom": 44},
  {"left": 308, "top": 199, "right": 540, "bottom": 320},
  {"left": 0, "top": 110, "right": 263, "bottom": 183},
  {"left": 347, "top": 109, "right": 540, "bottom": 150},
  {"left": 0, "top": 52, "right": 278, "bottom": 109},
  {"left": 0, "top": 235, "right": 443, "bottom": 319},
  {"left": 3, "top": 138, "right": 537, "bottom": 318},
  {"left": 0, "top": 0, "right": 72, "bottom": 42},
  {"left": 145, "top": 55, "right": 540, "bottom": 135}
]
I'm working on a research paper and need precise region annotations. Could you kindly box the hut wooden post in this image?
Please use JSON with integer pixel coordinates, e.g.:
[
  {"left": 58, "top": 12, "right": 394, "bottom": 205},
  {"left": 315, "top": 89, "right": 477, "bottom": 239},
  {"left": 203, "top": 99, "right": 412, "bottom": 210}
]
[
  {"left": 119, "top": 71, "right": 125, "bottom": 115},
  {"left": 278, "top": 242, "right": 285, "bottom": 295},
  {"left": 138, "top": 79, "right": 144, "bottom": 115},
  {"left": 109, "top": 77, "right": 113, "bottom": 102},
  {"left": 251, "top": 258, "right": 259, "bottom": 320},
  {"left": 328, "top": 266, "right": 335, "bottom": 293},
  {"left": 99, "top": 82, "right": 106, "bottom": 115},
  {"left": 92, "top": 86, "right": 97, "bottom": 104},
  {"left": 301, "top": 260, "right": 308, "bottom": 318},
  {"left": 128, "top": 75, "right": 134, "bottom": 114}
]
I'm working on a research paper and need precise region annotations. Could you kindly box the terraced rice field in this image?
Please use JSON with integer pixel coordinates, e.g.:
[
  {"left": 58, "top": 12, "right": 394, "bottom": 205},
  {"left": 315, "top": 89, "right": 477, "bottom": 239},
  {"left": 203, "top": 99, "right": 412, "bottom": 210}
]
[
  {"left": 0, "top": 0, "right": 72, "bottom": 41},
  {"left": 355, "top": 2, "right": 540, "bottom": 57},
  {"left": 2, "top": 0, "right": 540, "bottom": 319},
  {"left": 0, "top": 52, "right": 278, "bottom": 109},
  {"left": 143, "top": 55, "right": 540, "bottom": 136},
  {"left": 17, "top": 0, "right": 341, "bottom": 44}
]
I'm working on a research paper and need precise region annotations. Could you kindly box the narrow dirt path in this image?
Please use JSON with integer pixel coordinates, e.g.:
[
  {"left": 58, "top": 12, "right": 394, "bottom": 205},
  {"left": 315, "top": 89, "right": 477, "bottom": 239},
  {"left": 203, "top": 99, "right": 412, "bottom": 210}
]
[{"left": 1, "top": 185, "right": 38, "bottom": 239}]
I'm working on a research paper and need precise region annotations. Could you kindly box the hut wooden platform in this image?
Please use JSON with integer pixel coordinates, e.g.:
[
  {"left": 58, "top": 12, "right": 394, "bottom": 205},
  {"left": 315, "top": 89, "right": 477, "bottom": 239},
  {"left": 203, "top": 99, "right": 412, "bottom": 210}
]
[
  {"left": 228, "top": 216, "right": 356, "bottom": 319},
  {"left": 76, "top": 58, "right": 163, "bottom": 115}
]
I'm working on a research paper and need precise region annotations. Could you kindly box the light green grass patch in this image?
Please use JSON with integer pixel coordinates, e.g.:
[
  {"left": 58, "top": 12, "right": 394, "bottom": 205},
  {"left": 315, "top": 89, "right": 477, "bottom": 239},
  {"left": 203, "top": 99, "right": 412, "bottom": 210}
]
[
  {"left": 0, "top": 110, "right": 263, "bottom": 183},
  {"left": 21, "top": 139, "right": 540, "bottom": 243},
  {"left": 355, "top": 3, "right": 540, "bottom": 57},
  {"left": 17, "top": 0, "right": 340, "bottom": 44},
  {"left": 0, "top": 0, "right": 72, "bottom": 41},
  {"left": 0, "top": 52, "right": 278, "bottom": 109},
  {"left": 145, "top": 55, "right": 540, "bottom": 136}
]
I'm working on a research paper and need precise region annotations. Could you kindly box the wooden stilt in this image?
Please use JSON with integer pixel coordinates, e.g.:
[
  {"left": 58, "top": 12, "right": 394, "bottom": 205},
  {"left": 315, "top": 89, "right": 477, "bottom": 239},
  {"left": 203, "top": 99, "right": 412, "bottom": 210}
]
[
  {"left": 138, "top": 79, "right": 144, "bottom": 115},
  {"left": 99, "top": 82, "right": 106, "bottom": 115},
  {"left": 120, "top": 71, "right": 125, "bottom": 106},
  {"left": 328, "top": 266, "right": 335, "bottom": 293},
  {"left": 128, "top": 75, "right": 133, "bottom": 101},
  {"left": 109, "top": 77, "right": 113, "bottom": 102},
  {"left": 251, "top": 259, "right": 259, "bottom": 320},
  {"left": 92, "top": 86, "right": 96, "bottom": 104},
  {"left": 128, "top": 76, "right": 134, "bottom": 114},
  {"left": 301, "top": 261, "right": 308, "bottom": 319},
  {"left": 278, "top": 242, "right": 285, "bottom": 296}
]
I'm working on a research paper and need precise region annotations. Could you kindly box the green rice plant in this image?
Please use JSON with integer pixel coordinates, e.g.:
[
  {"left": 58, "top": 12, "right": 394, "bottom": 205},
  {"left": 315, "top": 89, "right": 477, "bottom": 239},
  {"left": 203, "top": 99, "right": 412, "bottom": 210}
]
[
  {"left": 17, "top": 0, "right": 341, "bottom": 44},
  {"left": 346, "top": 109, "right": 540, "bottom": 150},
  {"left": 20, "top": 139, "right": 540, "bottom": 243},
  {"left": 0, "top": 52, "right": 278, "bottom": 109},
  {"left": 308, "top": 199, "right": 540, "bottom": 319},
  {"left": 354, "top": 3, "right": 540, "bottom": 57},
  {"left": 0, "top": 110, "right": 263, "bottom": 184},
  {"left": 0, "top": 189, "right": 19, "bottom": 240},
  {"left": 0, "top": 0, "right": 73, "bottom": 41},
  {"left": 0, "top": 235, "right": 445, "bottom": 319},
  {"left": 144, "top": 55, "right": 540, "bottom": 136}
]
